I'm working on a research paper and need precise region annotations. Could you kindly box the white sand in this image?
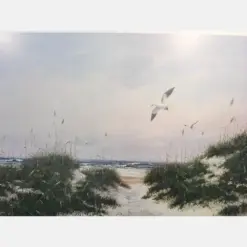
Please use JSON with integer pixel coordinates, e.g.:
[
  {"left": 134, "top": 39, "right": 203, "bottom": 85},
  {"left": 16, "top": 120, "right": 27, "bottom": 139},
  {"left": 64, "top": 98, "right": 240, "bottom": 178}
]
[{"left": 107, "top": 168, "right": 215, "bottom": 216}]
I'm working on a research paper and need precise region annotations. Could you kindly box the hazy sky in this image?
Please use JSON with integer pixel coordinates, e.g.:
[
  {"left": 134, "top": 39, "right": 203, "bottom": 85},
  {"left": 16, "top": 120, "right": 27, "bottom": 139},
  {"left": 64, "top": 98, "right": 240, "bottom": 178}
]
[{"left": 0, "top": 33, "right": 247, "bottom": 161}]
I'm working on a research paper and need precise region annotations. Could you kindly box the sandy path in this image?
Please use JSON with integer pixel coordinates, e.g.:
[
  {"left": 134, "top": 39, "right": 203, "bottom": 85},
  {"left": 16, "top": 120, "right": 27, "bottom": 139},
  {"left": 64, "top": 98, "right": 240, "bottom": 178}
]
[
  {"left": 75, "top": 167, "right": 215, "bottom": 216},
  {"left": 107, "top": 168, "right": 215, "bottom": 216},
  {"left": 121, "top": 176, "right": 143, "bottom": 184}
]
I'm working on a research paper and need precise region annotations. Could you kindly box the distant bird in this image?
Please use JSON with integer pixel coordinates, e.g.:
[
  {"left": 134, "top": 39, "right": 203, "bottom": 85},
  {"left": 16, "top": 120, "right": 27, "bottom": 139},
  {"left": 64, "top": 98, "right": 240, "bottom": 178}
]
[
  {"left": 61, "top": 119, "right": 64, "bottom": 125},
  {"left": 150, "top": 104, "right": 169, "bottom": 121},
  {"left": 161, "top": 87, "right": 175, "bottom": 104},
  {"left": 230, "top": 98, "right": 234, "bottom": 106},
  {"left": 181, "top": 129, "right": 185, "bottom": 136},
  {"left": 201, "top": 131, "right": 204, "bottom": 136},
  {"left": 105, "top": 132, "right": 107, "bottom": 137},
  {"left": 24, "top": 140, "right": 27, "bottom": 154},
  {"left": 85, "top": 141, "right": 88, "bottom": 145},
  {"left": 185, "top": 121, "right": 199, "bottom": 129},
  {"left": 230, "top": 117, "right": 236, "bottom": 123},
  {"left": 53, "top": 110, "right": 56, "bottom": 117},
  {"left": 190, "top": 121, "right": 199, "bottom": 129}
]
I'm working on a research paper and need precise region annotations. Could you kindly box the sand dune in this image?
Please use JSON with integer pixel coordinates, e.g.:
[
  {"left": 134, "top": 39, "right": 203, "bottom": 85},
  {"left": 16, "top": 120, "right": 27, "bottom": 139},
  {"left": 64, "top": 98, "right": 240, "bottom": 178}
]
[
  {"left": 107, "top": 168, "right": 215, "bottom": 216},
  {"left": 74, "top": 167, "right": 215, "bottom": 216}
]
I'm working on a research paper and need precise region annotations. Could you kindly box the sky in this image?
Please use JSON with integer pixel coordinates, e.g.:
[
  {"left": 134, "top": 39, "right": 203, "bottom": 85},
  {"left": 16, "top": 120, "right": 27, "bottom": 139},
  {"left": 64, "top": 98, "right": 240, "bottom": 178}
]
[{"left": 0, "top": 32, "right": 247, "bottom": 161}]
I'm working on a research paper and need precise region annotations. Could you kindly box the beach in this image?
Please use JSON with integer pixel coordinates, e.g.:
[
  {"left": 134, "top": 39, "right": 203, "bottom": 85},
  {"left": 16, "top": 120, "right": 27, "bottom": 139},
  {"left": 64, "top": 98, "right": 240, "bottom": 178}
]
[{"left": 106, "top": 168, "right": 215, "bottom": 216}]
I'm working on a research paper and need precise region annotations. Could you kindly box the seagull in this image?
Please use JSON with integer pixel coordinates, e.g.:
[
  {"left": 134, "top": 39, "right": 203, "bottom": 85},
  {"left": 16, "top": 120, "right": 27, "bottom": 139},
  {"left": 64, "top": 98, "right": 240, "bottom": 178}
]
[
  {"left": 53, "top": 110, "right": 56, "bottom": 117},
  {"left": 105, "top": 132, "right": 107, "bottom": 137},
  {"left": 181, "top": 129, "right": 185, "bottom": 136},
  {"left": 184, "top": 121, "right": 199, "bottom": 129},
  {"left": 201, "top": 131, "right": 204, "bottom": 136},
  {"left": 150, "top": 87, "right": 175, "bottom": 122},
  {"left": 150, "top": 104, "right": 169, "bottom": 121},
  {"left": 230, "top": 98, "right": 234, "bottom": 106},
  {"left": 230, "top": 117, "right": 236, "bottom": 123},
  {"left": 161, "top": 87, "right": 175, "bottom": 104},
  {"left": 61, "top": 119, "right": 64, "bottom": 124},
  {"left": 190, "top": 121, "right": 199, "bottom": 129}
]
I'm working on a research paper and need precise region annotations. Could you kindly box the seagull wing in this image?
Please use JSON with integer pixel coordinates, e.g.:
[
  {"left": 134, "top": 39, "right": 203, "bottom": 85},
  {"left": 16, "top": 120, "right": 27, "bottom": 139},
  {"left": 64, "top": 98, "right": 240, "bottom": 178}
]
[
  {"left": 151, "top": 106, "right": 161, "bottom": 121},
  {"left": 191, "top": 121, "right": 199, "bottom": 128},
  {"left": 161, "top": 87, "right": 175, "bottom": 103}
]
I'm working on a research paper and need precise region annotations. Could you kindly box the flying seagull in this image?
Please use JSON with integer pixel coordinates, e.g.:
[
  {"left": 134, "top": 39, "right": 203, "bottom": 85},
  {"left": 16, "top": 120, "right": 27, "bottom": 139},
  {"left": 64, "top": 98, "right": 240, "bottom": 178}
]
[
  {"left": 184, "top": 121, "right": 199, "bottom": 129},
  {"left": 230, "top": 117, "right": 236, "bottom": 123},
  {"left": 105, "top": 132, "right": 107, "bottom": 137},
  {"left": 190, "top": 121, "right": 199, "bottom": 129},
  {"left": 150, "top": 87, "right": 175, "bottom": 121},
  {"left": 161, "top": 87, "right": 175, "bottom": 104},
  {"left": 61, "top": 119, "right": 64, "bottom": 125},
  {"left": 150, "top": 105, "right": 168, "bottom": 121},
  {"left": 53, "top": 110, "right": 56, "bottom": 117},
  {"left": 230, "top": 98, "right": 234, "bottom": 106},
  {"left": 181, "top": 129, "right": 185, "bottom": 136}
]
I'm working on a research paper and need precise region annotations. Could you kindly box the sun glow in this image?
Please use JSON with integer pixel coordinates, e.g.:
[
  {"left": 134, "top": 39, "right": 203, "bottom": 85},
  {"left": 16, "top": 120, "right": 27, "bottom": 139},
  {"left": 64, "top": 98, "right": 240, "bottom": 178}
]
[{"left": 171, "top": 31, "right": 203, "bottom": 54}]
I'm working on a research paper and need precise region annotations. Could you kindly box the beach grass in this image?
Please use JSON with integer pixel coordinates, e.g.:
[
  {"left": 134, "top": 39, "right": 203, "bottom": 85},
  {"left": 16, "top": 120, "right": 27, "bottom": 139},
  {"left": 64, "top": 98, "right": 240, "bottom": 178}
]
[{"left": 0, "top": 152, "right": 129, "bottom": 216}]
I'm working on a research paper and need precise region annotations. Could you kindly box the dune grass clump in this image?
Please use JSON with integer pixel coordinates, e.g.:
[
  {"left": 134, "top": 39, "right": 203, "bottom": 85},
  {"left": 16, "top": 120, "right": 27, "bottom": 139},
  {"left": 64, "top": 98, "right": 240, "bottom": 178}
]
[
  {"left": 143, "top": 131, "right": 247, "bottom": 215},
  {"left": 143, "top": 159, "right": 217, "bottom": 209},
  {"left": 83, "top": 167, "right": 130, "bottom": 190},
  {"left": 0, "top": 152, "right": 129, "bottom": 216},
  {"left": 204, "top": 130, "right": 247, "bottom": 158}
]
